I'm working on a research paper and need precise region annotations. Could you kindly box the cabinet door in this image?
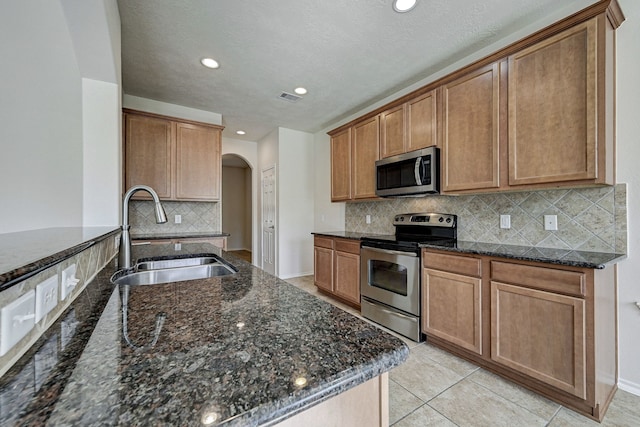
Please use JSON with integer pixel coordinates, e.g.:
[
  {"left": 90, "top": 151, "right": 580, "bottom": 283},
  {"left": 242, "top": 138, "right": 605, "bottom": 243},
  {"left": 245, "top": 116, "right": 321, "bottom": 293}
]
[
  {"left": 442, "top": 63, "right": 500, "bottom": 192},
  {"left": 331, "top": 128, "right": 352, "bottom": 201},
  {"left": 423, "top": 269, "right": 482, "bottom": 354},
  {"left": 407, "top": 90, "right": 437, "bottom": 152},
  {"left": 124, "top": 113, "right": 173, "bottom": 199},
  {"left": 509, "top": 19, "right": 597, "bottom": 185},
  {"left": 334, "top": 251, "right": 360, "bottom": 305},
  {"left": 352, "top": 116, "right": 380, "bottom": 199},
  {"left": 314, "top": 246, "right": 334, "bottom": 293},
  {"left": 491, "top": 281, "right": 586, "bottom": 398},
  {"left": 380, "top": 105, "right": 405, "bottom": 158},
  {"left": 176, "top": 123, "right": 221, "bottom": 201}
]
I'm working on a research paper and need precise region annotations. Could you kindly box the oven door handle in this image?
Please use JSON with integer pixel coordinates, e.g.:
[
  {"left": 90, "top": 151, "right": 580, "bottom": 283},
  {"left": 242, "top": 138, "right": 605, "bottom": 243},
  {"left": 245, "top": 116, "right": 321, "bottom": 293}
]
[{"left": 363, "top": 247, "right": 418, "bottom": 257}]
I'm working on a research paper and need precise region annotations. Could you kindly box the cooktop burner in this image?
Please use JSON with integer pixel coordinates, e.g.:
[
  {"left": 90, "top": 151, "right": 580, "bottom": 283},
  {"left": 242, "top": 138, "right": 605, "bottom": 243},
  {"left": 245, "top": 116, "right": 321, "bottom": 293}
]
[{"left": 361, "top": 213, "right": 458, "bottom": 251}]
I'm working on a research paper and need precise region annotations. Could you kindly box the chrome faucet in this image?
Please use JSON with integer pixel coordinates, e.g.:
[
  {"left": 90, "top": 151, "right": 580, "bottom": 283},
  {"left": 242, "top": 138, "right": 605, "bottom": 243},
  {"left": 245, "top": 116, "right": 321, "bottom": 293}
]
[{"left": 119, "top": 185, "right": 167, "bottom": 269}]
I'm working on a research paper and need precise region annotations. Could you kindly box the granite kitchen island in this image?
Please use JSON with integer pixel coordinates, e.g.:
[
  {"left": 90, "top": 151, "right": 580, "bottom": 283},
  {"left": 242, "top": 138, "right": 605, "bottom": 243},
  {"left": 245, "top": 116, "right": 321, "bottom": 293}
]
[{"left": 0, "top": 241, "right": 408, "bottom": 426}]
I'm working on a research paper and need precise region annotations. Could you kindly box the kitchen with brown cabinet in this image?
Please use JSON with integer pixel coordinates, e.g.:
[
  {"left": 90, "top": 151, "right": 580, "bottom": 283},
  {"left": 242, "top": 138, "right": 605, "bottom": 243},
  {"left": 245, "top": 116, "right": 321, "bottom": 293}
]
[{"left": 2, "top": 0, "right": 640, "bottom": 426}]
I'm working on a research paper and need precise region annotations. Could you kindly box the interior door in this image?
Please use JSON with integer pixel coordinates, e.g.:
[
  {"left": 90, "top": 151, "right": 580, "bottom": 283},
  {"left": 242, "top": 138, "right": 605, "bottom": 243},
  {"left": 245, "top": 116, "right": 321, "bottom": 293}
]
[{"left": 262, "top": 166, "right": 276, "bottom": 275}]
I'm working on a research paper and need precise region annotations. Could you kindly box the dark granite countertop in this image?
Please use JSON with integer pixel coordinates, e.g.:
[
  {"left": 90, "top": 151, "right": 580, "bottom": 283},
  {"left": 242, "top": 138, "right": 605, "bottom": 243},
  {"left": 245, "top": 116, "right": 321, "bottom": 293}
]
[
  {"left": 420, "top": 240, "right": 626, "bottom": 269},
  {"left": 131, "top": 231, "right": 230, "bottom": 240},
  {"left": 0, "top": 243, "right": 408, "bottom": 426},
  {"left": 311, "top": 231, "right": 372, "bottom": 240},
  {"left": 0, "top": 227, "right": 120, "bottom": 291},
  {"left": 313, "top": 230, "right": 624, "bottom": 269}
]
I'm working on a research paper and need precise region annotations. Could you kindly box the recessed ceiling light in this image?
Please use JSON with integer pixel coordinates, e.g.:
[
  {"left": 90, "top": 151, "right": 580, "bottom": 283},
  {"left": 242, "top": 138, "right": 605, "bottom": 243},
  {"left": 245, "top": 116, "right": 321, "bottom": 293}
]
[
  {"left": 294, "top": 87, "right": 307, "bottom": 95},
  {"left": 393, "top": 0, "right": 417, "bottom": 13},
  {"left": 200, "top": 58, "right": 219, "bottom": 69},
  {"left": 236, "top": 130, "right": 246, "bottom": 135}
]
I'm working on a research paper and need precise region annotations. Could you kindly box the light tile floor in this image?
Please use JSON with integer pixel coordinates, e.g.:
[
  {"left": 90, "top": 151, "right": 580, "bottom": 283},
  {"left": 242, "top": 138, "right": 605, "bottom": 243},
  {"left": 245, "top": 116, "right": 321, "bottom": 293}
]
[{"left": 285, "top": 275, "right": 640, "bottom": 427}]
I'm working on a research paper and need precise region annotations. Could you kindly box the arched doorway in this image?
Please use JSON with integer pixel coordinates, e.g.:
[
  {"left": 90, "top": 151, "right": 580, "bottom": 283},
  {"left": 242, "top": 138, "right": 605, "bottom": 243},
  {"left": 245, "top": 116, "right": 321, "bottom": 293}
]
[{"left": 222, "top": 154, "right": 253, "bottom": 263}]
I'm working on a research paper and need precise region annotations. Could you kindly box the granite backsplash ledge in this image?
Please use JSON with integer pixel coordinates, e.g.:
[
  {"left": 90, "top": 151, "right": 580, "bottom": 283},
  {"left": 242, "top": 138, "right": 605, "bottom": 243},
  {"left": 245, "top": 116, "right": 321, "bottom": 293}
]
[
  {"left": 346, "top": 184, "right": 627, "bottom": 254},
  {"left": 0, "top": 232, "right": 118, "bottom": 378},
  {"left": 129, "top": 200, "right": 221, "bottom": 235}
]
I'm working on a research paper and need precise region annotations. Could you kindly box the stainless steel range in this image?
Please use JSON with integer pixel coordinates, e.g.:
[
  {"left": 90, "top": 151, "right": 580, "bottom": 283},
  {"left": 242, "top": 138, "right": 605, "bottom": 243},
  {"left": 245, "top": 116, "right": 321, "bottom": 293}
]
[{"left": 360, "top": 213, "right": 457, "bottom": 342}]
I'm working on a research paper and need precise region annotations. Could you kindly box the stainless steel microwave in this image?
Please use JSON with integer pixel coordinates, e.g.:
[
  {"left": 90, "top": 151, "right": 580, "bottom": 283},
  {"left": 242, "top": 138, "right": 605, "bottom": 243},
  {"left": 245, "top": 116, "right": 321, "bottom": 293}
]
[{"left": 375, "top": 146, "right": 440, "bottom": 197}]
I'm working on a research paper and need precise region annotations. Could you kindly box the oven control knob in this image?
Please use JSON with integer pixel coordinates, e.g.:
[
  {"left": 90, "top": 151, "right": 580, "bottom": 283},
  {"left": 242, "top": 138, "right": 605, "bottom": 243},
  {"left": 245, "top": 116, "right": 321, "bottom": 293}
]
[
  {"left": 446, "top": 218, "right": 452, "bottom": 223},
  {"left": 438, "top": 217, "right": 444, "bottom": 222}
]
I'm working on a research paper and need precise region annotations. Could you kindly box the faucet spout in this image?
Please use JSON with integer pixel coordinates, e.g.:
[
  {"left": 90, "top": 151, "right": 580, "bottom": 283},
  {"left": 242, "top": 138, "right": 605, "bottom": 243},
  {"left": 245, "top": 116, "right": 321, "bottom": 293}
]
[{"left": 119, "top": 185, "right": 167, "bottom": 269}]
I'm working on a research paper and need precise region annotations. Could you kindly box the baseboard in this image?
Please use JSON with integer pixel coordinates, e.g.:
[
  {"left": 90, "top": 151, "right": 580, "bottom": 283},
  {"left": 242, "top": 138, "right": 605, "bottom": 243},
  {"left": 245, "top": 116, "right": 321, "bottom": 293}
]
[
  {"left": 618, "top": 378, "right": 640, "bottom": 396},
  {"left": 279, "top": 271, "right": 314, "bottom": 280},
  {"left": 227, "top": 248, "right": 251, "bottom": 252}
]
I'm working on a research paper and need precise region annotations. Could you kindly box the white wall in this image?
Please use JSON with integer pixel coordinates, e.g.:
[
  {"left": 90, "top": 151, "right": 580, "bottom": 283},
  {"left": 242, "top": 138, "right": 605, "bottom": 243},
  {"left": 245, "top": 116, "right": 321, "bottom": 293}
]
[
  {"left": 313, "top": 132, "right": 345, "bottom": 231},
  {"left": 614, "top": 0, "right": 640, "bottom": 396},
  {"left": 278, "top": 128, "right": 315, "bottom": 279},
  {"left": 123, "top": 95, "right": 222, "bottom": 125},
  {"left": 82, "top": 79, "right": 121, "bottom": 226},
  {"left": 0, "top": 1, "right": 84, "bottom": 233},
  {"left": 0, "top": 0, "right": 122, "bottom": 234},
  {"left": 222, "top": 137, "right": 259, "bottom": 262}
]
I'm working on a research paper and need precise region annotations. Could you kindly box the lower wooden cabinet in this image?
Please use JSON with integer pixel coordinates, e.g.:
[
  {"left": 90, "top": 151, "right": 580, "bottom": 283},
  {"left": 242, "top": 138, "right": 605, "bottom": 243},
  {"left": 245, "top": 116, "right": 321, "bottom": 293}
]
[
  {"left": 313, "top": 236, "right": 361, "bottom": 307},
  {"left": 491, "top": 281, "right": 586, "bottom": 398},
  {"left": 423, "top": 268, "right": 482, "bottom": 355},
  {"left": 421, "top": 248, "right": 617, "bottom": 421},
  {"left": 313, "top": 237, "right": 334, "bottom": 293}
]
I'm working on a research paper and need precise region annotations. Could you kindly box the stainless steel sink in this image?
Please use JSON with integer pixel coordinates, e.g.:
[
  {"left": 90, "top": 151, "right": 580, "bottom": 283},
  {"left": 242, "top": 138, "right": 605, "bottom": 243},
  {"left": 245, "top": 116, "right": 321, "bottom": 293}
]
[
  {"left": 135, "top": 256, "right": 221, "bottom": 271},
  {"left": 111, "top": 255, "right": 237, "bottom": 286}
]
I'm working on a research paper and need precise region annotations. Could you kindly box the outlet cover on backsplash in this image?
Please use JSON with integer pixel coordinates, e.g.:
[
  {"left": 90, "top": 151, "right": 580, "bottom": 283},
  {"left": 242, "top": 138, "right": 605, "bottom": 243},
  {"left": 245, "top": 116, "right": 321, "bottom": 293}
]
[
  {"left": 345, "top": 184, "right": 627, "bottom": 254},
  {"left": 130, "top": 201, "right": 221, "bottom": 234}
]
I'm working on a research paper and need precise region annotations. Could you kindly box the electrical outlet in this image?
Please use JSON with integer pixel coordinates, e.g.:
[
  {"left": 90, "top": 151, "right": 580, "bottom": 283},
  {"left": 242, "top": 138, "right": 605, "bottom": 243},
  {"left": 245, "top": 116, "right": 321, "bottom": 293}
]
[
  {"left": 544, "top": 215, "right": 558, "bottom": 231},
  {"left": 61, "top": 264, "right": 80, "bottom": 301},
  {"left": 500, "top": 215, "right": 511, "bottom": 229},
  {"left": 35, "top": 275, "right": 58, "bottom": 322},
  {"left": 174, "top": 243, "right": 182, "bottom": 251},
  {"left": 366, "top": 215, "right": 372, "bottom": 224},
  {"left": 1, "top": 290, "right": 36, "bottom": 356},
  {"left": 174, "top": 214, "right": 182, "bottom": 224}
]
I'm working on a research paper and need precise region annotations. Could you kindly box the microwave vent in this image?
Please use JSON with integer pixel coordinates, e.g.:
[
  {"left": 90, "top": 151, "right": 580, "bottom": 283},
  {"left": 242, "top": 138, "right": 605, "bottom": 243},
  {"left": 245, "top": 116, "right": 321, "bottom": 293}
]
[{"left": 278, "top": 92, "right": 302, "bottom": 102}]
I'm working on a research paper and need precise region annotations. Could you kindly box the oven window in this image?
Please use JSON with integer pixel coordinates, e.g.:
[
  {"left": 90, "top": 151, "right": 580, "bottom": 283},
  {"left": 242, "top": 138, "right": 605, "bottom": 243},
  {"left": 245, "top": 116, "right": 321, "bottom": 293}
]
[{"left": 368, "top": 260, "right": 408, "bottom": 296}]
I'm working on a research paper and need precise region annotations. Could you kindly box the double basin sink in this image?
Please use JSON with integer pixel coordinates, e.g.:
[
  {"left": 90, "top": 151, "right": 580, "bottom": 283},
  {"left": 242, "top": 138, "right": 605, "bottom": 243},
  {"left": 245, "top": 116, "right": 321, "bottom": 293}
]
[{"left": 111, "top": 254, "right": 237, "bottom": 286}]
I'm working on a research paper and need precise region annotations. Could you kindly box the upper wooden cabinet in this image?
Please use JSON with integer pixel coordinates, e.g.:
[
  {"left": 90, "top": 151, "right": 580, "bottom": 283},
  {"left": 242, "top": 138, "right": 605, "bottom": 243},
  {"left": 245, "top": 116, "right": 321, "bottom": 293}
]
[
  {"left": 407, "top": 90, "right": 438, "bottom": 152},
  {"left": 442, "top": 63, "right": 502, "bottom": 192},
  {"left": 330, "top": 116, "right": 379, "bottom": 202},
  {"left": 508, "top": 17, "right": 613, "bottom": 187},
  {"left": 124, "top": 110, "right": 223, "bottom": 201},
  {"left": 327, "top": 1, "right": 622, "bottom": 198},
  {"left": 380, "top": 90, "right": 438, "bottom": 159}
]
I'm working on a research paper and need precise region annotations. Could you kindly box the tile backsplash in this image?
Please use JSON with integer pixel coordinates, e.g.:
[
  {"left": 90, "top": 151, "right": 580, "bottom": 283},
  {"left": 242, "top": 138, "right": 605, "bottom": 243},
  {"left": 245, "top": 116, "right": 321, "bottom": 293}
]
[
  {"left": 346, "top": 184, "right": 627, "bottom": 254},
  {"left": 129, "top": 201, "right": 221, "bottom": 235}
]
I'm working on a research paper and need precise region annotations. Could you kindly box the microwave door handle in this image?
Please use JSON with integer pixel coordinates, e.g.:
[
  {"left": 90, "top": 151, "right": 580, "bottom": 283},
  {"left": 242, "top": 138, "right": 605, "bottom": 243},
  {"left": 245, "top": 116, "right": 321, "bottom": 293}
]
[{"left": 414, "top": 157, "right": 422, "bottom": 185}]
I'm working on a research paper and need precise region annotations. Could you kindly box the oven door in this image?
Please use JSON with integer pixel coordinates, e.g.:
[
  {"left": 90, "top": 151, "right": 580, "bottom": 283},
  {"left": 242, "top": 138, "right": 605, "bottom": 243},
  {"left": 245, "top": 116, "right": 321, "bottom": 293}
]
[{"left": 360, "top": 246, "right": 420, "bottom": 316}]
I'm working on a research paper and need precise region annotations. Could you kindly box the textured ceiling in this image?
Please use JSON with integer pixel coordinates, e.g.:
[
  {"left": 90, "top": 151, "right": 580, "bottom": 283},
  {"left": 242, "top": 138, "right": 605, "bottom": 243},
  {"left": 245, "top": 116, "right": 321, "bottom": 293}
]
[{"left": 118, "top": 0, "right": 598, "bottom": 142}]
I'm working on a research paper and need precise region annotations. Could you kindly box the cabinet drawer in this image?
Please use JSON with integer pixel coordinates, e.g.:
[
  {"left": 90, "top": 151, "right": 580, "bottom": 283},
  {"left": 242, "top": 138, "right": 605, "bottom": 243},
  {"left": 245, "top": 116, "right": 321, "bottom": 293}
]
[
  {"left": 491, "top": 261, "right": 585, "bottom": 297},
  {"left": 423, "top": 251, "right": 481, "bottom": 277},
  {"left": 314, "top": 236, "right": 335, "bottom": 250},
  {"left": 335, "top": 239, "right": 360, "bottom": 254}
]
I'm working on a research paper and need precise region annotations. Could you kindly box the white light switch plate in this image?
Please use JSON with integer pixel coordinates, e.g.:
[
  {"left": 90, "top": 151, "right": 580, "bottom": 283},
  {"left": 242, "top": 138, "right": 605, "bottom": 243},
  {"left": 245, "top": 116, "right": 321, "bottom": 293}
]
[
  {"left": 35, "top": 275, "right": 58, "bottom": 322},
  {"left": 1, "top": 290, "right": 36, "bottom": 356}
]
